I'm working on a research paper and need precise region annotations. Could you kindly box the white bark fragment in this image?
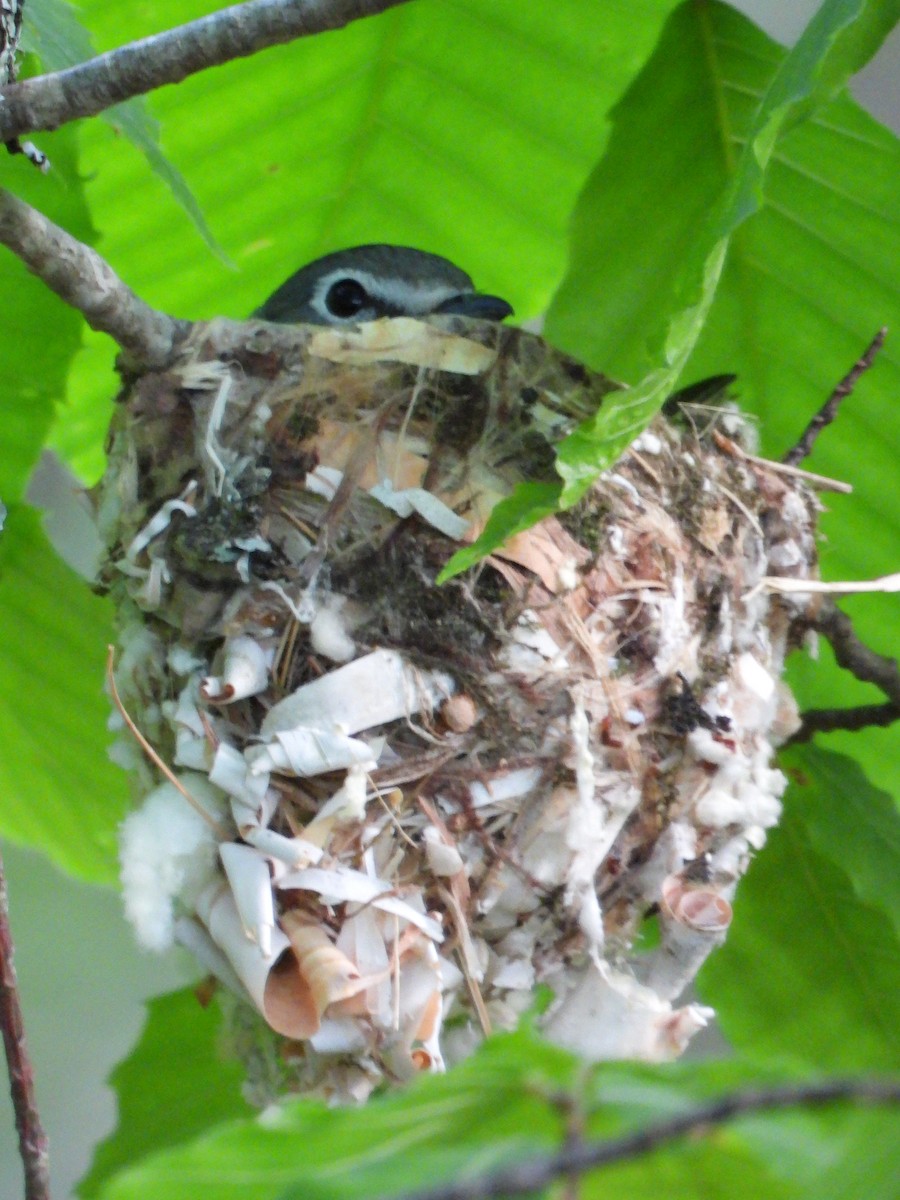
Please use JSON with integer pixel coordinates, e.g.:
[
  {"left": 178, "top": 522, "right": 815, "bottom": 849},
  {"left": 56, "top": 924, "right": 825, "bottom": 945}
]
[
  {"left": 201, "top": 635, "right": 272, "bottom": 702},
  {"left": 247, "top": 728, "right": 375, "bottom": 777},
  {"left": 543, "top": 962, "right": 713, "bottom": 1061},
  {"left": 369, "top": 479, "right": 470, "bottom": 539},
  {"left": 219, "top": 842, "right": 276, "bottom": 956},
  {"left": 261, "top": 648, "right": 455, "bottom": 737}
]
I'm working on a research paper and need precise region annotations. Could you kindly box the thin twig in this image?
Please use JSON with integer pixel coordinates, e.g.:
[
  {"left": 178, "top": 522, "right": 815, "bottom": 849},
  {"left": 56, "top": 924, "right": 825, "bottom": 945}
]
[
  {"left": 0, "top": 0, "right": 412, "bottom": 144},
  {"left": 0, "top": 188, "right": 185, "bottom": 368},
  {"left": 387, "top": 1079, "right": 900, "bottom": 1200},
  {"left": 745, "top": 572, "right": 900, "bottom": 602},
  {"left": 783, "top": 328, "right": 887, "bottom": 466},
  {"left": 106, "top": 646, "right": 230, "bottom": 838},
  {"left": 712, "top": 430, "right": 852, "bottom": 493},
  {"left": 0, "top": 846, "right": 52, "bottom": 1200}
]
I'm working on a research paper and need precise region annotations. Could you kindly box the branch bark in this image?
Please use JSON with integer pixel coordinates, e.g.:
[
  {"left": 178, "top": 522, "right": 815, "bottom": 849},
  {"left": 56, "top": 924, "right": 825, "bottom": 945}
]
[
  {"left": 0, "top": 846, "right": 51, "bottom": 1200},
  {"left": 790, "top": 701, "right": 899, "bottom": 742},
  {"left": 783, "top": 328, "right": 887, "bottom": 466},
  {"left": 388, "top": 1079, "right": 900, "bottom": 1200},
  {"left": 0, "top": 188, "right": 185, "bottom": 368},
  {"left": 789, "top": 598, "right": 900, "bottom": 743},
  {"left": 0, "top": 0, "right": 412, "bottom": 143}
]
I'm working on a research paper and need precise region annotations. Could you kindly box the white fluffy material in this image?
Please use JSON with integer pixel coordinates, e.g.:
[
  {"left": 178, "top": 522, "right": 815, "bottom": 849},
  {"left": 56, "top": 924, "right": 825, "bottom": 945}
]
[{"left": 119, "top": 775, "right": 224, "bottom": 951}]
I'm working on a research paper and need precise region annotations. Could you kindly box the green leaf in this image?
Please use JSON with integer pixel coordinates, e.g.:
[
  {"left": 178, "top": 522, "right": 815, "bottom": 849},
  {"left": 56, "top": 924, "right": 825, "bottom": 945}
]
[
  {"left": 785, "top": 627, "right": 900, "bottom": 816},
  {"left": 781, "top": 745, "right": 900, "bottom": 936},
  {"left": 101, "top": 100, "right": 231, "bottom": 265},
  {"left": 735, "top": 1107, "right": 900, "bottom": 1200},
  {"left": 547, "top": 0, "right": 900, "bottom": 496},
  {"left": 21, "top": 0, "right": 226, "bottom": 259},
  {"left": 0, "top": 122, "right": 91, "bottom": 501},
  {"left": 437, "top": 481, "right": 560, "bottom": 583},
  {"left": 446, "top": 0, "right": 900, "bottom": 568},
  {"left": 698, "top": 785, "right": 900, "bottom": 1072},
  {"left": 80, "top": 989, "right": 252, "bottom": 1198},
  {"left": 96, "top": 1025, "right": 575, "bottom": 1200},
  {"left": 54, "top": 0, "right": 684, "bottom": 479},
  {"left": 92, "top": 1032, "right": 897, "bottom": 1200},
  {"left": 0, "top": 507, "right": 127, "bottom": 882},
  {"left": 20, "top": 0, "right": 95, "bottom": 67}
]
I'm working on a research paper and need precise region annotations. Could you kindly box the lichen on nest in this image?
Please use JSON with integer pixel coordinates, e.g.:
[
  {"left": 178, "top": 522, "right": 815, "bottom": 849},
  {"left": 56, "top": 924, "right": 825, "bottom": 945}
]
[{"left": 100, "top": 314, "right": 822, "bottom": 1101}]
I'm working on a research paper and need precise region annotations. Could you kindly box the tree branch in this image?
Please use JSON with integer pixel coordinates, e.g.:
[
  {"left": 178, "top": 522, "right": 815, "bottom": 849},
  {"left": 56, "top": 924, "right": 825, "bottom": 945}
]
[
  {"left": 783, "top": 328, "right": 887, "bottom": 466},
  {"left": 0, "top": 0, "right": 412, "bottom": 143},
  {"left": 0, "top": 188, "right": 185, "bottom": 368},
  {"left": 789, "top": 598, "right": 900, "bottom": 743},
  {"left": 790, "top": 701, "right": 900, "bottom": 742},
  {"left": 0, "top": 845, "right": 51, "bottom": 1200},
  {"left": 388, "top": 1079, "right": 900, "bottom": 1200},
  {"left": 815, "top": 600, "right": 900, "bottom": 695}
]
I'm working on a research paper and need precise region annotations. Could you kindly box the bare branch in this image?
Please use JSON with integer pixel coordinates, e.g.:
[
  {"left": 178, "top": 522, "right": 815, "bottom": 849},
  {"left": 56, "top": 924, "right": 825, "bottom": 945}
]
[
  {"left": 783, "top": 328, "right": 887, "bottom": 466},
  {"left": 0, "top": 188, "right": 185, "bottom": 368},
  {"left": 789, "top": 598, "right": 900, "bottom": 743},
  {"left": 388, "top": 1079, "right": 900, "bottom": 1200},
  {"left": 789, "top": 701, "right": 900, "bottom": 743},
  {"left": 816, "top": 599, "right": 900, "bottom": 697},
  {"left": 0, "top": 0, "right": 412, "bottom": 143},
  {"left": 0, "top": 846, "right": 52, "bottom": 1200}
]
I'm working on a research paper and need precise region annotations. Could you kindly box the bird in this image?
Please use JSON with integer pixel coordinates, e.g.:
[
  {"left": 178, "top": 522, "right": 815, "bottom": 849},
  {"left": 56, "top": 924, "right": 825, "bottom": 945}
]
[{"left": 254, "top": 244, "right": 514, "bottom": 326}]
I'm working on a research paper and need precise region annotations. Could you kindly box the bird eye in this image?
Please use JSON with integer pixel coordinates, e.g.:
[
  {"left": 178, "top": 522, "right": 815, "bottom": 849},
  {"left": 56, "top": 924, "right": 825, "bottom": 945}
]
[{"left": 324, "top": 278, "right": 369, "bottom": 319}]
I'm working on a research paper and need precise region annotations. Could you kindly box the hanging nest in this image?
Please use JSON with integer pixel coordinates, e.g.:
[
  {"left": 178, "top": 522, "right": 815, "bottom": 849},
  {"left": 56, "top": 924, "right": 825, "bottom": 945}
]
[{"left": 98, "top": 314, "right": 821, "bottom": 1101}]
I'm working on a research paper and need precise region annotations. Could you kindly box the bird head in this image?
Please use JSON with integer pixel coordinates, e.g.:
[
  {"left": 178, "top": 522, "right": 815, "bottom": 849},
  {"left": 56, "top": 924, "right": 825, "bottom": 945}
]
[{"left": 254, "top": 244, "right": 514, "bottom": 326}]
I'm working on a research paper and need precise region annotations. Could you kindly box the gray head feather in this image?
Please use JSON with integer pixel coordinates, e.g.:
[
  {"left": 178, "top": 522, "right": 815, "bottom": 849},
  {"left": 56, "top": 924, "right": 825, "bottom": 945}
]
[{"left": 255, "top": 244, "right": 513, "bottom": 325}]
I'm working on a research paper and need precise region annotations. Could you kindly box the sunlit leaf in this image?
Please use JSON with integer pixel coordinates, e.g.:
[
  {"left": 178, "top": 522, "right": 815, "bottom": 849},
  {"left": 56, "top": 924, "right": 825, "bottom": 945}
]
[
  {"left": 21, "top": 0, "right": 225, "bottom": 257},
  {"left": 548, "top": 0, "right": 899, "bottom": 486}
]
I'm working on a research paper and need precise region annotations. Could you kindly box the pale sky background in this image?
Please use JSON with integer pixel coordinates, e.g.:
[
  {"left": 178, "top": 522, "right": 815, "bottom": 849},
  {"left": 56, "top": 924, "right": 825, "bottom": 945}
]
[{"left": 2, "top": 4, "right": 898, "bottom": 1197}]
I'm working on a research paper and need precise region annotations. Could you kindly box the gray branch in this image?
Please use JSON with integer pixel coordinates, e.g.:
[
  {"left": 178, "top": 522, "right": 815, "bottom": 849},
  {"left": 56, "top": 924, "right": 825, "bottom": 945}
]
[
  {"left": 0, "top": 0, "right": 412, "bottom": 143},
  {"left": 0, "top": 188, "right": 185, "bottom": 368}
]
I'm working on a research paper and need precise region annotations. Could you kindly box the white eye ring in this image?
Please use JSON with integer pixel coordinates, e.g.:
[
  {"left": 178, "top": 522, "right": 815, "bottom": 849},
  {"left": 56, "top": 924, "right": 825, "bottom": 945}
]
[{"left": 311, "top": 268, "right": 379, "bottom": 323}]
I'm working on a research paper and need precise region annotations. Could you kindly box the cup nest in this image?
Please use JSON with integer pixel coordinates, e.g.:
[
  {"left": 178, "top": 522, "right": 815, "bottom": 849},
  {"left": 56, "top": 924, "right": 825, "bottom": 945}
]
[{"left": 100, "top": 315, "right": 821, "bottom": 1101}]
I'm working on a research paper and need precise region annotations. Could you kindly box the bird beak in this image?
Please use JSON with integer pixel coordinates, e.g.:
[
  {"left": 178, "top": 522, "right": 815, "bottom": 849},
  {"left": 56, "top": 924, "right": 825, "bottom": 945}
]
[{"left": 435, "top": 292, "right": 515, "bottom": 321}]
